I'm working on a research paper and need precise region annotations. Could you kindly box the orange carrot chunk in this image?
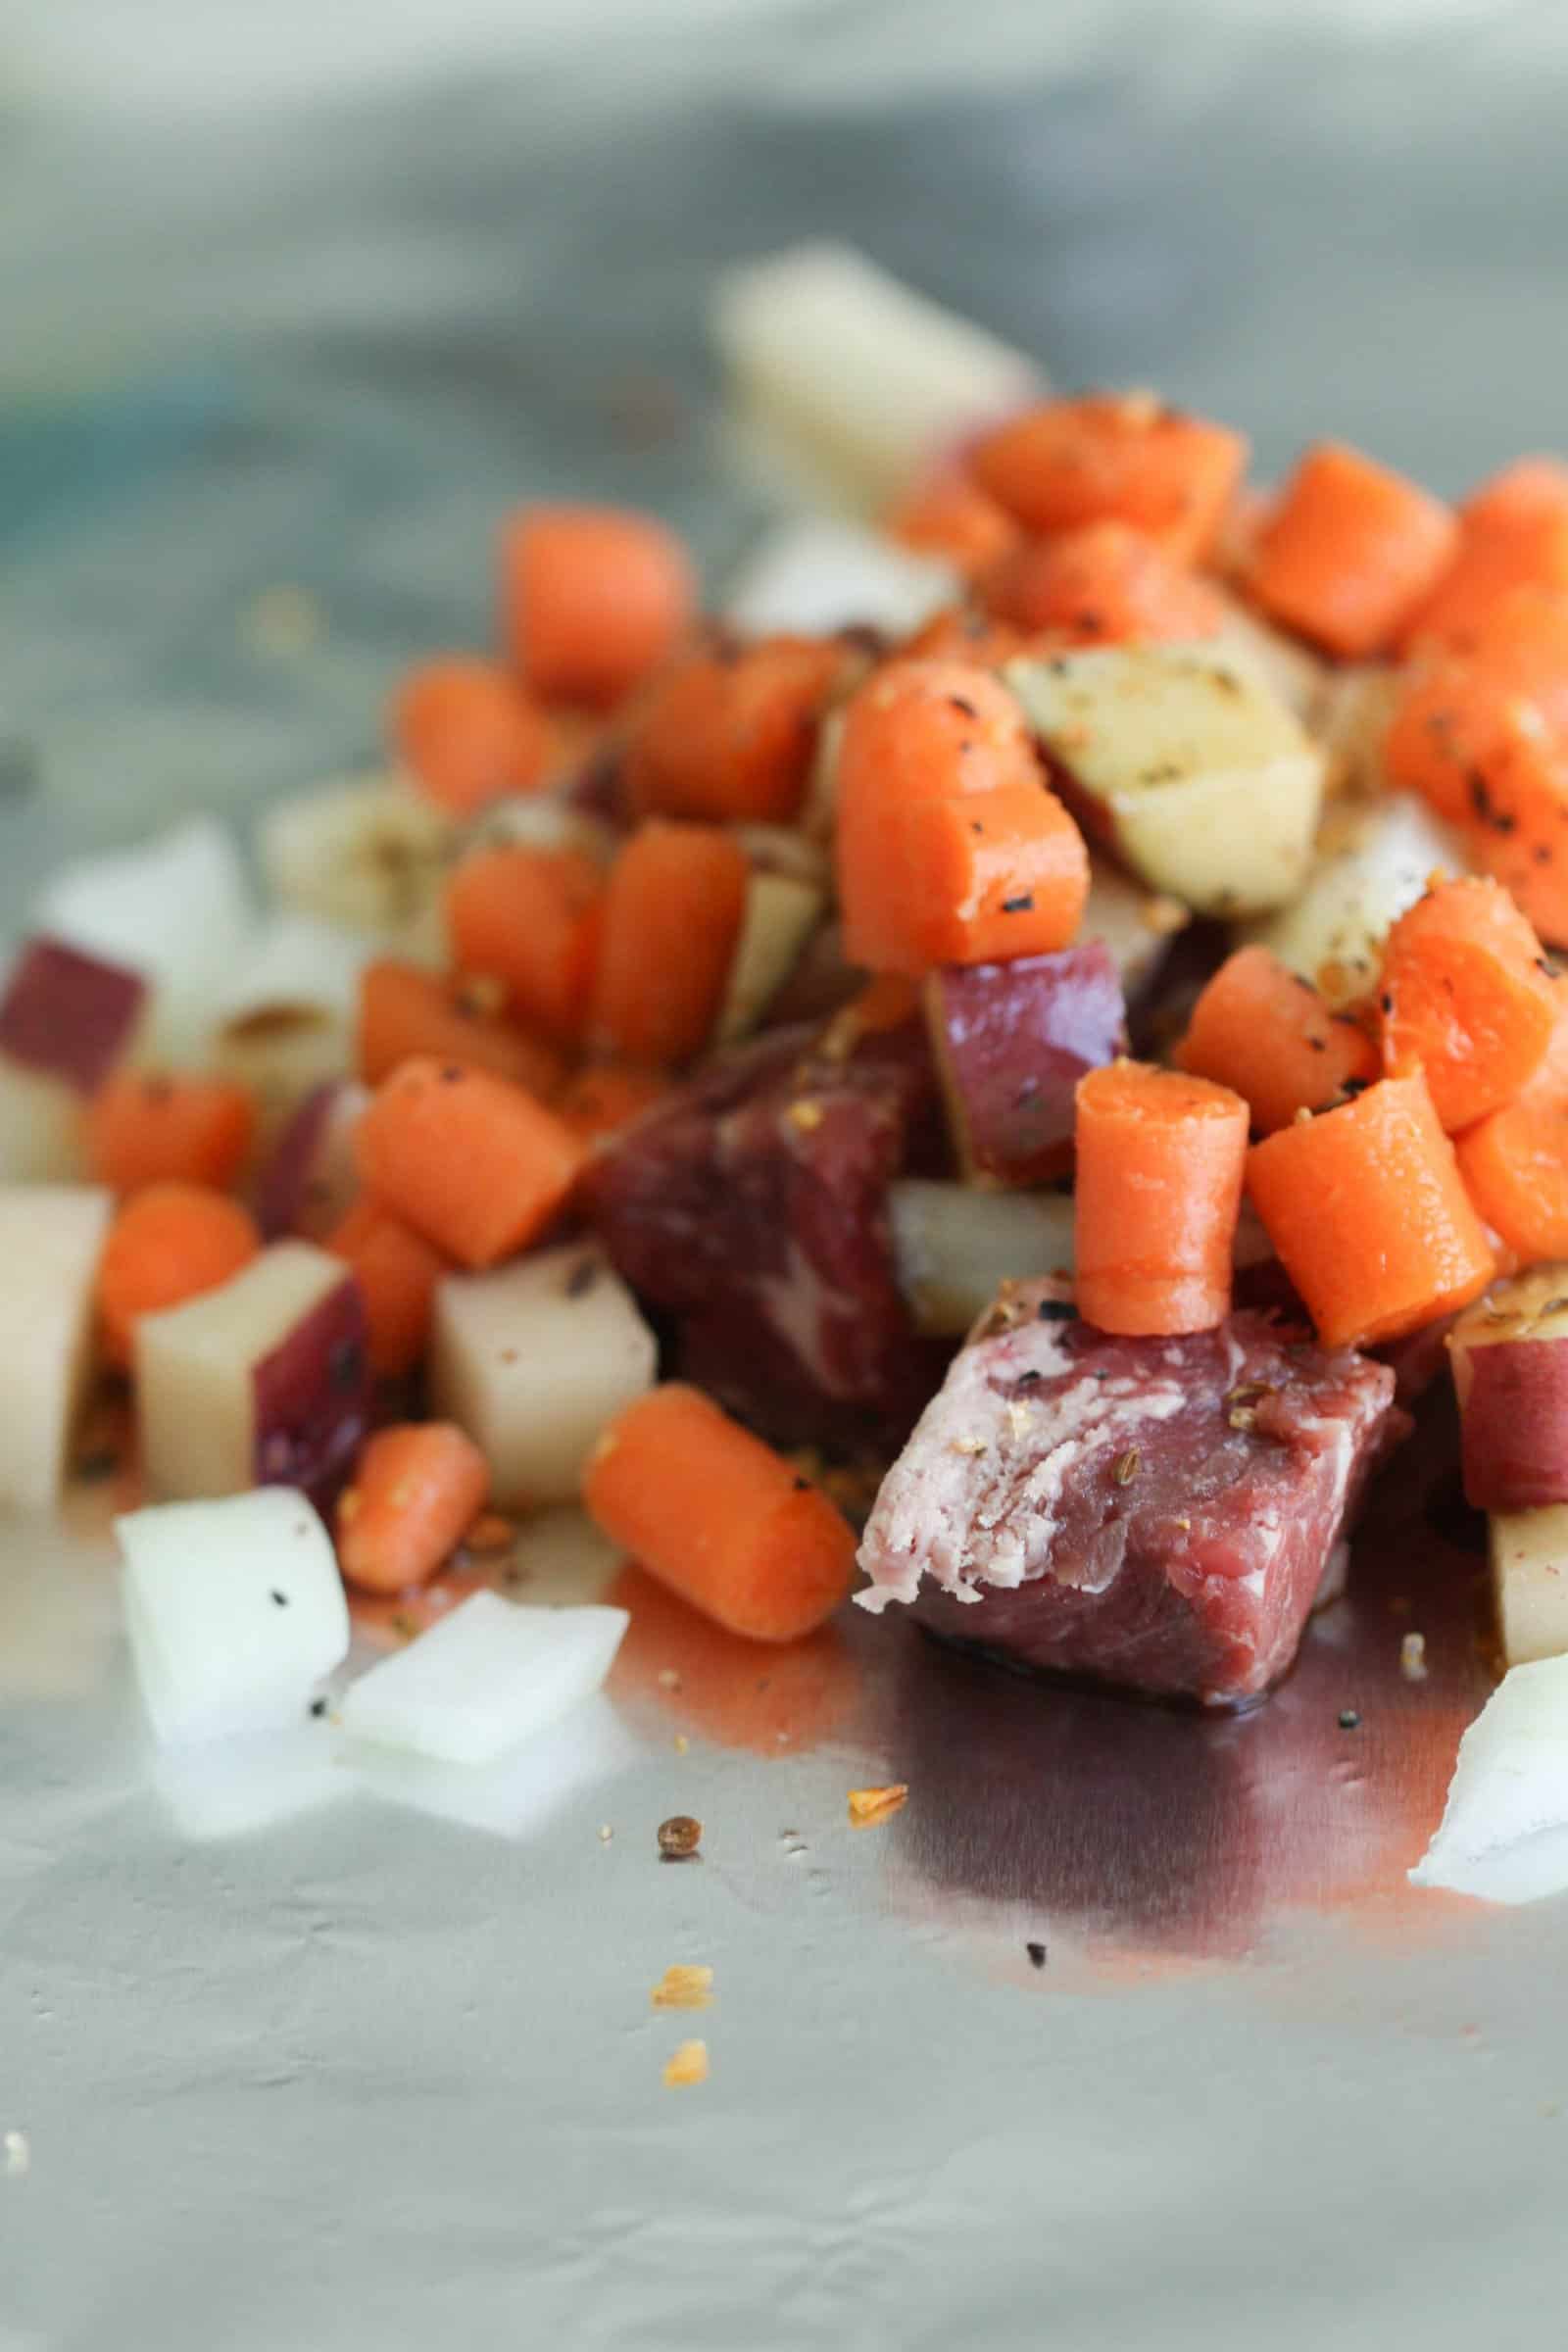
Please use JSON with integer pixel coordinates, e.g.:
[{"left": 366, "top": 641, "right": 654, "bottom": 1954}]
[
  {"left": 501, "top": 504, "right": 696, "bottom": 709},
  {"left": 590, "top": 820, "right": 750, "bottom": 1065},
  {"left": 982, "top": 520, "right": 1226, "bottom": 647},
  {"left": 356, "top": 959, "right": 564, "bottom": 1100},
  {"left": 1385, "top": 585, "right": 1568, "bottom": 824},
  {"left": 833, "top": 661, "right": 1087, "bottom": 974},
  {"left": 1399, "top": 459, "right": 1568, "bottom": 656},
  {"left": 1464, "top": 731, "right": 1568, "bottom": 949},
  {"left": 1456, "top": 1012, "right": 1568, "bottom": 1265},
  {"left": 336, "top": 1423, "right": 490, "bottom": 1595},
  {"left": 558, "top": 1060, "right": 670, "bottom": 1147},
  {"left": 883, "top": 469, "right": 1020, "bottom": 578},
  {"left": 1245, "top": 441, "right": 1457, "bottom": 659},
  {"left": 900, "top": 607, "right": 1032, "bottom": 668},
  {"left": 583, "top": 1384, "right": 856, "bottom": 1642},
  {"left": 444, "top": 845, "right": 604, "bottom": 1047},
  {"left": 391, "top": 657, "right": 550, "bottom": 816},
  {"left": 1247, "top": 1070, "right": 1494, "bottom": 1349},
  {"left": 1073, "top": 1061, "right": 1249, "bottom": 1337},
  {"left": 326, "top": 1199, "right": 450, "bottom": 1378},
  {"left": 1174, "top": 946, "right": 1378, "bottom": 1134},
  {"left": 624, "top": 637, "right": 845, "bottom": 825},
  {"left": 85, "top": 1071, "right": 257, "bottom": 1195},
  {"left": 969, "top": 393, "right": 1248, "bottom": 564},
  {"left": 98, "top": 1183, "right": 261, "bottom": 1370},
  {"left": 355, "top": 1056, "right": 585, "bottom": 1270},
  {"left": 1378, "top": 876, "right": 1558, "bottom": 1130}
]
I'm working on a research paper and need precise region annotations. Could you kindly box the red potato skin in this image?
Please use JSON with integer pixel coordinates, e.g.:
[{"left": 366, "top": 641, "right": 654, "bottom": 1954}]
[
  {"left": 0, "top": 935, "right": 146, "bottom": 1094},
  {"left": 252, "top": 1274, "right": 371, "bottom": 1511},
  {"left": 923, "top": 943, "right": 1128, "bottom": 1186},
  {"left": 1456, "top": 1334, "right": 1568, "bottom": 1511}
]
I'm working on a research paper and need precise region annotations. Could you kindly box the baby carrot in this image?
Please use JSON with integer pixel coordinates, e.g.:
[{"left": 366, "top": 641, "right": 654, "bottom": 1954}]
[
  {"left": 1245, "top": 441, "right": 1457, "bottom": 659},
  {"left": 982, "top": 520, "right": 1226, "bottom": 646},
  {"left": 325, "top": 1198, "right": 449, "bottom": 1378},
  {"left": 590, "top": 820, "right": 750, "bottom": 1065},
  {"left": 558, "top": 1060, "right": 669, "bottom": 1147},
  {"left": 98, "top": 1183, "right": 261, "bottom": 1369},
  {"left": 583, "top": 1384, "right": 856, "bottom": 1642},
  {"left": 391, "top": 657, "right": 550, "bottom": 816},
  {"left": 1073, "top": 1061, "right": 1249, "bottom": 1336},
  {"left": 624, "top": 637, "right": 845, "bottom": 825},
  {"left": 500, "top": 505, "right": 696, "bottom": 708},
  {"left": 1378, "top": 875, "right": 1558, "bottom": 1129},
  {"left": 444, "top": 845, "right": 604, "bottom": 1046},
  {"left": 1174, "top": 946, "right": 1378, "bottom": 1134},
  {"left": 1455, "top": 1013, "right": 1568, "bottom": 1264},
  {"left": 357, "top": 959, "right": 565, "bottom": 1099},
  {"left": 336, "top": 1423, "right": 490, "bottom": 1595},
  {"left": 1247, "top": 1070, "right": 1495, "bottom": 1348},
  {"left": 1398, "top": 459, "right": 1568, "bottom": 655},
  {"left": 355, "top": 1056, "right": 585, "bottom": 1270},
  {"left": 969, "top": 393, "right": 1248, "bottom": 563},
  {"left": 85, "top": 1071, "right": 256, "bottom": 1194},
  {"left": 883, "top": 468, "right": 1020, "bottom": 578}
]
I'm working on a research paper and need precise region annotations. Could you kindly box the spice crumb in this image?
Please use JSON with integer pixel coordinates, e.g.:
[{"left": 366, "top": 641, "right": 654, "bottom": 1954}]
[
  {"left": 651, "top": 1964, "right": 713, "bottom": 2010},
  {"left": 1339, "top": 1707, "right": 1361, "bottom": 1731},
  {"left": 4, "top": 2130, "right": 29, "bottom": 2179},
  {"left": 848, "top": 1784, "right": 908, "bottom": 1830},
  {"left": 1026, "top": 1941, "right": 1047, "bottom": 1970},
  {"left": 672, "top": 1734, "right": 689, "bottom": 1756},
  {"left": 662, "top": 2039, "right": 709, "bottom": 2088},
  {"left": 786, "top": 1098, "right": 825, "bottom": 1133},
  {"left": 1112, "top": 1447, "right": 1140, "bottom": 1487},
  {"left": 1400, "top": 1632, "right": 1428, "bottom": 1683},
  {"left": 598, "top": 1823, "right": 613, "bottom": 1842},
  {"left": 658, "top": 1813, "right": 702, "bottom": 1860}
]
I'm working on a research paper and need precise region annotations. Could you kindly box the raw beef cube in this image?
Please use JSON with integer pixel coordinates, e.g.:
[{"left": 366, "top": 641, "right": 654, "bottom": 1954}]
[{"left": 858, "top": 1284, "right": 1405, "bottom": 1706}]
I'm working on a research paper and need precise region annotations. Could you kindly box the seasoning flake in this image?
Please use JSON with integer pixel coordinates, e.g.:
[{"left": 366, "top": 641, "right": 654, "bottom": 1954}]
[
  {"left": 848, "top": 1784, "right": 908, "bottom": 1829},
  {"left": 651, "top": 1965, "right": 713, "bottom": 2011},
  {"left": 662, "top": 2040, "right": 709, "bottom": 2088}
]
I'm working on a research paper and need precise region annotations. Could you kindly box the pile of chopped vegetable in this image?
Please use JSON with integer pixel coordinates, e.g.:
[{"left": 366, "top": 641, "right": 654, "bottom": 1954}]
[{"left": 11, "top": 247, "right": 1568, "bottom": 1884}]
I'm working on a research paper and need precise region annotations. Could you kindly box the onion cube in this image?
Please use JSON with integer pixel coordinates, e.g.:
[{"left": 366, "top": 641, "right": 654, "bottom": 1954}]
[
  {"left": 428, "top": 1244, "right": 657, "bottom": 1508},
  {"left": 118, "top": 1487, "right": 350, "bottom": 1747},
  {"left": 136, "top": 1240, "right": 368, "bottom": 1506},
  {"left": 0, "top": 1185, "right": 113, "bottom": 1512},
  {"left": 340, "top": 1590, "right": 629, "bottom": 1765},
  {"left": 1410, "top": 1655, "right": 1568, "bottom": 1904}
]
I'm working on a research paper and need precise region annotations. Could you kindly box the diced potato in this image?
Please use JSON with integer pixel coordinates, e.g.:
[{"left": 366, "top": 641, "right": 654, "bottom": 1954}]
[
  {"left": 339, "top": 1589, "right": 629, "bottom": 1766},
  {"left": 1243, "top": 791, "right": 1471, "bottom": 1007},
  {"left": 723, "top": 517, "right": 958, "bottom": 638},
  {"left": 1210, "top": 597, "right": 1327, "bottom": 725},
  {"left": 213, "top": 913, "right": 370, "bottom": 1027},
  {"left": 712, "top": 241, "right": 1043, "bottom": 510},
  {"left": 1450, "top": 1268, "right": 1568, "bottom": 1513},
  {"left": 715, "top": 870, "right": 824, "bottom": 1045},
  {"left": 35, "top": 816, "right": 254, "bottom": 1062},
  {"left": 211, "top": 1003, "right": 351, "bottom": 1147},
  {"left": 136, "top": 1240, "right": 368, "bottom": 1502},
  {"left": 1491, "top": 1506, "right": 1568, "bottom": 1669},
  {"left": 118, "top": 1488, "right": 350, "bottom": 1746},
  {"left": 254, "top": 1079, "right": 369, "bottom": 1243},
  {"left": 729, "top": 824, "right": 832, "bottom": 893},
  {"left": 1078, "top": 855, "right": 1189, "bottom": 994},
  {"left": 889, "top": 1179, "right": 1076, "bottom": 1338},
  {"left": 0, "top": 1058, "right": 85, "bottom": 1183},
  {"left": 1006, "top": 644, "right": 1325, "bottom": 916},
  {"left": 428, "top": 1243, "right": 658, "bottom": 1510},
  {"left": 0, "top": 1185, "right": 112, "bottom": 1513},
  {"left": 258, "top": 773, "right": 452, "bottom": 937},
  {"left": 465, "top": 793, "right": 617, "bottom": 867},
  {"left": 1312, "top": 663, "right": 1400, "bottom": 799}
]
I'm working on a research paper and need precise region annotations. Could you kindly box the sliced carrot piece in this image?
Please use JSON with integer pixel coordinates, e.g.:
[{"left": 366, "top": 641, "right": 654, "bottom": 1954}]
[
  {"left": 1399, "top": 459, "right": 1568, "bottom": 656},
  {"left": 1464, "top": 730, "right": 1568, "bottom": 948},
  {"left": 1245, "top": 441, "right": 1457, "bottom": 659},
  {"left": 356, "top": 959, "right": 564, "bottom": 1099},
  {"left": 85, "top": 1071, "right": 256, "bottom": 1194},
  {"left": 1072, "top": 1061, "right": 1248, "bottom": 1336},
  {"left": 500, "top": 504, "right": 696, "bottom": 708},
  {"left": 558, "top": 1060, "right": 669, "bottom": 1147},
  {"left": 982, "top": 519, "right": 1227, "bottom": 646},
  {"left": 624, "top": 638, "right": 845, "bottom": 825},
  {"left": 583, "top": 1384, "right": 855, "bottom": 1642},
  {"left": 325, "top": 1199, "right": 450, "bottom": 1378},
  {"left": 1378, "top": 876, "right": 1558, "bottom": 1130},
  {"left": 1246, "top": 1070, "right": 1494, "bottom": 1348},
  {"left": 1386, "top": 585, "right": 1568, "bottom": 822},
  {"left": 391, "top": 657, "right": 550, "bottom": 816},
  {"left": 969, "top": 393, "right": 1248, "bottom": 563},
  {"left": 883, "top": 469, "right": 1020, "bottom": 578},
  {"left": 1455, "top": 1013, "right": 1568, "bottom": 1264},
  {"left": 98, "top": 1183, "right": 261, "bottom": 1370},
  {"left": 900, "top": 607, "right": 1033, "bottom": 667},
  {"left": 444, "top": 845, "right": 604, "bottom": 1047},
  {"left": 590, "top": 820, "right": 750, "bottom": 1065},
  {"left": 355, "top": 1056, "right": 585, "bottom": 1270},
  {"left": 1174, "top": 946, "right": 1378, "bottom": 1134},
  {"left": 336, "top": 1423, "right": 490, "bottom": 1595}
]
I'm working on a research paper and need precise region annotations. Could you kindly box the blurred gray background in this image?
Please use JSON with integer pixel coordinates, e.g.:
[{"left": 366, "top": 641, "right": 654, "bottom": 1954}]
[{"left": 2, "top": 0, "right": 1566, "bottom": 919}]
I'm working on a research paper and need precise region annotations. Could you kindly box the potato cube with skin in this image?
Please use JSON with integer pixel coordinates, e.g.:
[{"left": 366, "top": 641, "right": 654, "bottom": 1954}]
[
  {"left": 340, "top": 1589, "right": 629, "bottom": 1765},
  {"left": 258, "top": 774, "right": 452, "bottom": 938},
  {"left": 1005, "top": 644, "right": 1324, "bottom": 916},
  {"left": 0, "top": 1185, "right": 112, "bottom": 1513},
  {"left": 135, "top": 1240, "right": 369, "bottom": 1506},
  {"left": 428, "top": 1243, "right": 658, "bottom": 1510},
  {"left": 117, "top": 1488, "right": 350, "bottom": 1746},
  {"left": 1243, "top": 792, "right": 1470, "bottom": 1008},
  {"left": 1449, "top": 1268, "right": 1568, "bottom": 1513},
  {"left": 1491, "top": 1506, "right": 1568, "bottom": 1669}
]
